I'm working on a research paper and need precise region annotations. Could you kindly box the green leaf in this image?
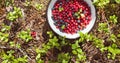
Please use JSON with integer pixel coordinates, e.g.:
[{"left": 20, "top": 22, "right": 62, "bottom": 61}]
[
  {"left": 93, "top": 0, "right": 110, "bottom": 8},
  {"left": 59, "top": 7, "right": 64, "bottom": 12},
  {"left": 76, "top": 48, "right": 83, "bottom": 54},
  {"left": 35, "top": 4, "right": 43, "bottom": 10},
  {"left": 72, "top": 44, "right": 78, "bottom": 49},
  {"left": 72, "top": 50, "right": 77, "bottom": 55},
  {"left": 115, "top": 0, "right": 120, "bottom": 4},
  {"left": 98, "top": 23, "right": 109, "bottom": 33},
  {"left": 109, "top": 15, "right": 118, "bottom": 24},
  {"left": 36, "top": 54, "right": 41, "bottom": 60},
  {"left": 110, "top": 34, "right": 117, "bottom": 42},
  {"left": 61, "top": 25, "right": 65, "bottom": 29},
  {"left": 117, "top": 34, "right": 120, "bottom": 37}
]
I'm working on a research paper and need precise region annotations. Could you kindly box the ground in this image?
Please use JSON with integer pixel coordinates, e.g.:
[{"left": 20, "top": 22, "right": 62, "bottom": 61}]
[{"left": 0, "top": 0, "right": 120, "bottom": 63}]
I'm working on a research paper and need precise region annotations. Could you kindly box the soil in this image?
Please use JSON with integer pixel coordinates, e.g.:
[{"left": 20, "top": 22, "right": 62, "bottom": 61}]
[{"left": 0, "top": 0, "right": 120, "bottom": 63}]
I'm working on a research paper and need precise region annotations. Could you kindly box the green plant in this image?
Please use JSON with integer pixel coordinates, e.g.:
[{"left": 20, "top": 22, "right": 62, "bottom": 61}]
[
  {"left": 57, "top": 53, "right": 71, "bottom": 63},
  {"left": 1, "top": 24, "right": 11, "bottom": 33},
  {"left": 93, "top": 0, "right": 110, "bottom": 8},
  {"left": 107, "top": 44, "right": 120, "bottom": 59},
  {"left": 35, "top": 31, "right": 60, "bottom": 62},
  {"left": 35, "top": 3, "right": 43, "bottom": 11},
  {"left": 117, "top": 34, "right": 120, "bottom": 37},
  {"left": 24, "top": 0, "right": 31, "bottom": 6},
  {"left": 5, "top": 0, "right": 14, "bottom": 6},
  {"left": 93, "top": 36, "right": 107, "bottom": 52},
  {"left": 0, "top": 32, "right": 9, "bottom": 42},
  {"left": 115, "top": 0, "right": 120, "bottom": 4},
  {"left": 98, "top": 23, "right": 109, "bottom": 33},
  {"left": 78, "top": 32, "right": 106, "bottom": 52},
  {"left": 2, "top": 50, "right": 27, "bottom": 63},
  {"left": 97, "top": 14, "right": 120, "bottom": 59},
  {"left": 6, "top": 7, "right": 23, "bottom": 21},
  {"left": 109, "top": 15, "right": 118, "bottom": 24},
  {"left": 58, "top": 36, "right": 68, "bottom": 46},
  {"left": 71, "top": 41, "right": 86, "bottom": 62},
  {"left": 17, "top": 29, "right": 32, "bottom": 42},
  {"left": 0, "top": 24, "right": 10, "bottom": 43},
  {"left": 109, "top": 34, "right": 117, "bottom": 42},
  {"left": 9, "top": 41, "right": 21, "bottom": 48},
  {"left": 35, "top": 48, "right": 44, "bottom": 63}
]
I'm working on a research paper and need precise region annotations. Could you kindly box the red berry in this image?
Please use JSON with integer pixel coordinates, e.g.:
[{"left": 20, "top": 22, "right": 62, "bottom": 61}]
[
  {"left": 31, "top": 31, "right": 36, "bottom": 38},
  {"left": 52, "top": 0, "right": 91, "bottom": 34}
]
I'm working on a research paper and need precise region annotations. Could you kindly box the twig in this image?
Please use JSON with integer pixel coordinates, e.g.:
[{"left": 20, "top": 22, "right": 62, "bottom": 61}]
[
  {"left": 105, "top": 15, "right": 112, "bottom": 34},
  {"left": 18, "top": 48, "right": 32, "bottom": 61},
  {"left": 0, "top": 45, "right": 32, "bottom": 61},
  {"left": 0, "top": 46, "right": 7, "bottom": 49},
  {"left": 0, "top": 14, "right": 6, "bottom": 20},
  {"left": 102, "top": 9, "right": 112, "bottom": 34}
]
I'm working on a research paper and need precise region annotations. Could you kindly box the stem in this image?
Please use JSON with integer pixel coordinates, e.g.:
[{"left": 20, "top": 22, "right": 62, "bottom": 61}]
[
  {"left": 0, "top": 45, "right": 32, "bottom": 61},
  {"left": 18, "top": 48, "right": 32, "bottom": 61},
  {"left": 102, "top": 9, "right": 112, "bottom": 34}
]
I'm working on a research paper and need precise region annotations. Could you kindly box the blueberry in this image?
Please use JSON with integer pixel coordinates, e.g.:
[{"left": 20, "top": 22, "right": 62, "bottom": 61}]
[
  {"left": 52, "top": 7, "right": 55, "bottom": 10},
  {"left": 72, "top": 12, "right": 75, "bottom": 15},
  {"left": 51, "top": 16, "right": 54, "bottom": 20},
  {"left": 59, "top": 2, "right": 62, "bottom": 5},
  {"left": 65, "top": 22, "right": 68, "bottom": 25},
  {"left": 54, "top": 22, "right": 57, "bottom": 26},
  {"left": 59, "top": 28, "right": 63, "bottom": 32},
  {"left": 60, "top": 20, "right": 64, "bottom": 23},
  {"left": 66, "top": 0, "right": 69, "bottom": 2}
]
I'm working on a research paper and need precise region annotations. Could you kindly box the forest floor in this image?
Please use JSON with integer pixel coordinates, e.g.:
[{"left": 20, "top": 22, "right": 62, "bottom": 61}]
[{"left": 0, "top": 0, "right": 120, "bottom": 63}]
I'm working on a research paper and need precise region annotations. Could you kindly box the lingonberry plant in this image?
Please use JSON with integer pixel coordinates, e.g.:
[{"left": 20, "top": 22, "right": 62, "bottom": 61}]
[
  {"left": 0, "top": 32, "right": 9, "bottom": 43},
  {"left": 52, "top": 0, "right": 91, "bottom": 34},
  {"left": 109, "top": 15, "right": 118, "bottom": 24},
  {"left": 35, "top": 3, "right": 43, "bottom": 11},
  {"left": 17, "top": 29, "right": 32, "bottom": 42},
  {"left": 115, "top": 0, "right": 120, "bottom": 4},
  {"left": 97, "top": 13, "right": 120, "bottom": 59},
  {"left": 6, "top": 7, "right": 23, "bottom": 21},
  {"left": 1, "top": 24, "right": 11, "bottom": 33},
  {"left": 98, "top": 23, "right": 109, "bottom": 33},
  {"left": 107, "top": 44, "right": 120, "bottom": 59},
  {"left": 24, "top": 0, "right": 31, "bottom": 6},
  {"left": 57, "top": 53, "right": 71, "bottom": 63},
  {"left": 35, "top": 31, "right": 60, "bottom": 63},
  {"left": 0, "top": 24, "right": 10, "bottom": 43},
  {"left": 1, "top": 50, "right": 28, "bottom": 63},
  {"left": 9, "top": 41, "right": 21, "bottom": 48},
  {"left": 93, "top": 0, "right": 110, "bottom": 8},
  {"left": 5, "top": 0, "right": 14, "bottom": 6},
  {"left": 71, "top": 41, "right": 86, "bottom": 62},
  {"left": 93, "top": 0, "right": 120, "bottom": 8}
]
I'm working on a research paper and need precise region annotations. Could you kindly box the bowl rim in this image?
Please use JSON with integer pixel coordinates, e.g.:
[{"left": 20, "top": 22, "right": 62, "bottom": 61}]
[{"left": 47, "top": 0, "right": 96, "bottom": 39}]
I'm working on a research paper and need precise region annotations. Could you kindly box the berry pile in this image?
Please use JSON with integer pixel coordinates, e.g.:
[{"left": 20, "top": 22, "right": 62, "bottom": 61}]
[{"left": 52, "top": 0, "right": 91, "bottom": 34}]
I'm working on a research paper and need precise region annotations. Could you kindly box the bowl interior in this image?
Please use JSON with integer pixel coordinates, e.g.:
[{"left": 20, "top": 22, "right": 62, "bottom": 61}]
[{"left": 47, "top": 0, "right": 96, "bottom": 39}]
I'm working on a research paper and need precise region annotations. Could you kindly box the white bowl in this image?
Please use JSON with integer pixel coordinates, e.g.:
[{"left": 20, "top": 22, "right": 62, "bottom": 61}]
[{"left": 47, "top": 0, "right": 96, "bottom": 39}]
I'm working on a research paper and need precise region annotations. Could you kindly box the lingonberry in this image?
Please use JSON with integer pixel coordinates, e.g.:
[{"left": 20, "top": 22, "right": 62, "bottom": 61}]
[
  {"left": 31, "top": 31, "right": 36, "bottom": 38},
  {"left": 52, "top": 0, "right": 91, "bottom": 34}
]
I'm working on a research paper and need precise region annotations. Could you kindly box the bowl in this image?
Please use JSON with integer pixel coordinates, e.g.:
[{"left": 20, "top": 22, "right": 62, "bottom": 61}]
[{"left": 47, "top": 0, "right": 96, "bottom": 39}]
